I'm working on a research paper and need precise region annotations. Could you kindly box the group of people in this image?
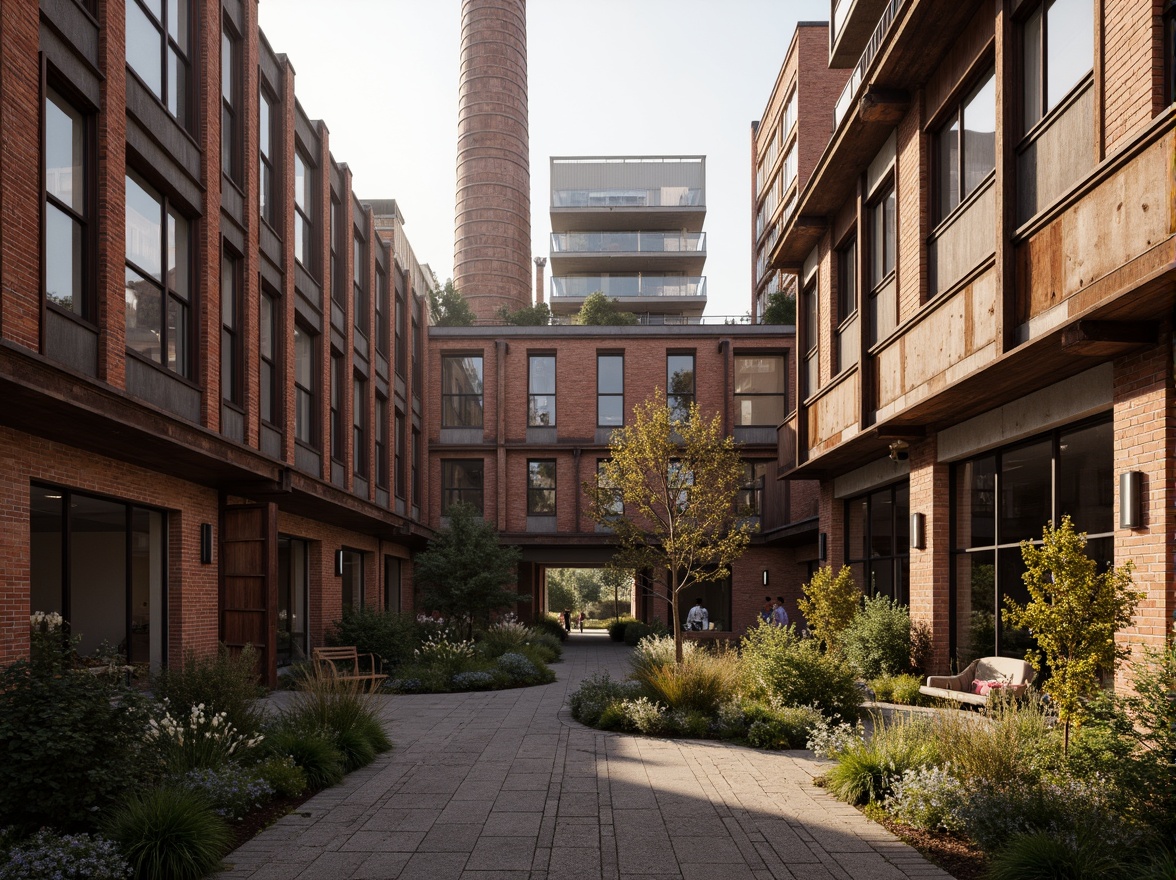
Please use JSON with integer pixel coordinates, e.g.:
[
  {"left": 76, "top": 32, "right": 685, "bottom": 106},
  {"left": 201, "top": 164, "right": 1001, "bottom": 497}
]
[
  {"left": 561, "top": 609, "right": 585, "bottom": 633},
  {"left": 761, "top": 595, "right": 789, "bottom": 627}
]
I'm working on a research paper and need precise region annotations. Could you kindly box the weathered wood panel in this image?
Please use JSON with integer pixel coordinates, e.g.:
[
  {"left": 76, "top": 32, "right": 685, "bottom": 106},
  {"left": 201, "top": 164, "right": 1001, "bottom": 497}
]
[
  {"left": 806, "top": 370, "right": 860, "bottom": 457},
  {"left": 929, "top": 178, "right": 995, "bottom": 296},
  {"left": 1017, "top": 82, "right": 1095, "bottom": 225}
]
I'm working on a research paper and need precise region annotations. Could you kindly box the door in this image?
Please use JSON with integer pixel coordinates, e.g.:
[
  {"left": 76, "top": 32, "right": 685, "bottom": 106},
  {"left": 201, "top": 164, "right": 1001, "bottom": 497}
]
[{"left": 220, "top": 502, "right": 278, "bottom": 687}]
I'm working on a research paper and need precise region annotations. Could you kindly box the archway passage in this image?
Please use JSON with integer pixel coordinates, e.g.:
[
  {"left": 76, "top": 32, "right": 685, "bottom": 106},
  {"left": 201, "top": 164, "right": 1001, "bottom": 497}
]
[{"left": 542, "top": 566, "right": 634, "bottom": 633}]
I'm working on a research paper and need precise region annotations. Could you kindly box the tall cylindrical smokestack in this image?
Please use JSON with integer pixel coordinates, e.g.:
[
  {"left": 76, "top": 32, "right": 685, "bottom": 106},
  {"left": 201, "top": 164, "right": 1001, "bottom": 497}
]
[
  {"left": 454, "top": 0, "right": 531, "bottom": 321},
  {"left": 533, "top": 256, "right": 546, "bottom": 305}
]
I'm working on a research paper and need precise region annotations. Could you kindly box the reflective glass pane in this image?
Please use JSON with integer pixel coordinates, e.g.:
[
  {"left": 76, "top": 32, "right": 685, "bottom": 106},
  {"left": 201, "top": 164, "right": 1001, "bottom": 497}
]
[
  {"left": 734, "top": 356, "right": 783, "bottom": 394},
  {"left": 598, "top": 396, "right": 623, "bottom": 427},
  {"left": 260, "top": 294, "right": 274, "bottom": 359},
  {"left": 294, "top": 153, "right": 306, "bottom": 210},
  {"left": 955, "top": 549, "right": 996, "bottom": 665},
  {"left": 529, "top": 395, "right": 555, "bottom": 427},
  {"left": 30, "top": 486, "right": 64, "bottom": 618},
  {"left": 69, "top": 494, "right": 127, "bottom": 658},
  {"left": 167, "top": 209, "right": 188, "bottom": 300},
  {"left": 962, "top": 71, "right": 996, "bottom": 196},
  {"left": 997, "top": 548, "right": 1033, "bottom": 658},
  {"left": 45, "top": 92, "right": 83, "bottom": 212},
  {"left": 961, "top": 455, "right": 997, "bottom": 548},
  {"left": 46, "top": 206, "right": 83, "bottom": 313},
  {"left": 1022, "top": 7, "right": 1044, "bottom": 129},
  {"left": 125, "top": 269, "right": 162, "bottom": 363},
  {"left": 167, "top": 0, "right": 188, "bottom": 50},
  {"left": 937, "top": 116, "right": 960, "bottom": 219},
  {"left": 735, "top": 395, "right": 784, "bottom": 427},
  {"left": 1047, "top": 0, "right": 1093, "bottom": 110},
  {"left": 1057, "top": 420, "right": 1112, "bottom": 534},
  {"left": 125, "top": 173, "right": 162, "bottom": 279},
  {"left": 847, "top": 496, "right": 868, "bottom": 561},
  {"left": 126, "top": 1, "right": 163, "bottom": 98},
  {"left": 221, "top": 30, "right": 233, "bottom": 101},
  {"left": 598, "top": 355, "right": 623, "bottom": 392},
  {"left": 870, "top": 488, "right": 894, "bottom": 558},
  {"left": 167, "top": 49, "right": 187, "bottom": 123},
  {"left": 167, "top": 296, "right": 187, "bottom": 375},
  {"left": 1000, "top": 440, "right": 1052, "bottom": 544},
  {"left": 529, "top": 356, "right": 555, "bottom": 395}
]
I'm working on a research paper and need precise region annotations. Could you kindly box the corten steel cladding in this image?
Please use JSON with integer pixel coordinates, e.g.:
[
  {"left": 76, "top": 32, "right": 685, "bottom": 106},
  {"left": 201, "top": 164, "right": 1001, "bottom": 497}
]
[{"left": 455, "top": 0, "right": 532, "bottom": 321}]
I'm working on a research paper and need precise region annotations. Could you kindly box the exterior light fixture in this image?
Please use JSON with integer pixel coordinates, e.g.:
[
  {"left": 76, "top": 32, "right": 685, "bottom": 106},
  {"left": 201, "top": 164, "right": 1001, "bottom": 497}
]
[
  {"left": 335, "top": 549, "right": 345, "bottom": 576},
  {"left": 911, "top": 512, "right": 926, "bottom": 550},
  {"left": 1120, "top": 471, "right": 1143, "bottom": 529},
  {"left": 818, "top": 532, "right": 827, "bottom": 561},
  {"left": 762, "top": 569, "right": 769, "bottom": 587},
  {"left": 199, "top": 523, "right": 213, "bottom": 564}
]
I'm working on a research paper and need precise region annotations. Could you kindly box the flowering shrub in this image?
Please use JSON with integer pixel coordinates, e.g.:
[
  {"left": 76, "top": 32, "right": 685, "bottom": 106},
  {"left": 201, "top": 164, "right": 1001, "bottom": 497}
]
[
  {"left": 885, "top": 765, "right": 966, "bottom": 832},
  {"left": 177, "top": 766, "right": 274, "bottom": 820},
  {"left": 386, "top": 677, "right": 424, "bottom": 693},
  {"left": 805, "top": 714, "right": 864, "bottom": 759},
  {"left": 452, "top": 670, "right": 495, "bottom": 690},
  {"left": 496, "top": 652, "right": 539, "bottom": 682},
  {"left": 620, "top": 697, "right": 669, "bottom": 735},
  {"left": 414, "top": 632, "right": 477, "bottom": 678},
  {"left": 568, "top": 672, "right": 641, "bottom": 727},
  {"left": 254, "top": 754, "right": 308, "bottom": 799},
  {"left": 0, "top": 828, "right": 131, "bottom": 880},
  {"left": 146, "top": 701, "right": 264, "bottom": 772}
]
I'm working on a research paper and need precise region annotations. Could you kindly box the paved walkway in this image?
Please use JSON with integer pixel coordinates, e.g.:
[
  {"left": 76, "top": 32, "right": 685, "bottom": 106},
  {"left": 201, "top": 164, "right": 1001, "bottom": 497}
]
[{"left": 219, "top": 632, "right": 954, "bottom": 880}]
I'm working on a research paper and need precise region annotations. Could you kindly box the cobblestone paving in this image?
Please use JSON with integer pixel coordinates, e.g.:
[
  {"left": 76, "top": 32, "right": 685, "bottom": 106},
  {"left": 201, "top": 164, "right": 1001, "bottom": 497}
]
[{"left": 218, "top": 632, "right": 954, "bottom": 880}]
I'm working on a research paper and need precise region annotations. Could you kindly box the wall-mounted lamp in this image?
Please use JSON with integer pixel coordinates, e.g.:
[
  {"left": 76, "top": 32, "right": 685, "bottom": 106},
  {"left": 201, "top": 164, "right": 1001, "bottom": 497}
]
[
  {"left": 818, "top": 532, "right": 827, "bottom": 561},
  {"left": 199, "top": 523, "right": 213, "bottom": 564},
  {"left": 1119, "top": 471, "right": 1143, "bottom": 529},
  {"left": 762, "top": 569, "right": 770, "bottom": 587},
  {"left": 334, "top": 549, "right": 345, "bottom": 577},
  {"left": 911, "top": 512, "right": 926, "bottom": 550},
  {"left": 888, "top": 440, "right": 910, "bottom": 462}
]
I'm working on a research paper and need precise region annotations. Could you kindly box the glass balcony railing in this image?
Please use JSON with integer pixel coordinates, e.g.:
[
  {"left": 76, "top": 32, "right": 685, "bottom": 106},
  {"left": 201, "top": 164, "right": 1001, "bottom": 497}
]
[
  {"left": 551, "top": 275, "right": 707, "bottom": 299},
  {"left": 552, "top": 187, "right": 703, "bottom": 208},
  {"left": 550, "top": 231, "right": 705, "bottom": 255},
  {"left": 833, "top": 0, "right": 907, "bottom": 128}
]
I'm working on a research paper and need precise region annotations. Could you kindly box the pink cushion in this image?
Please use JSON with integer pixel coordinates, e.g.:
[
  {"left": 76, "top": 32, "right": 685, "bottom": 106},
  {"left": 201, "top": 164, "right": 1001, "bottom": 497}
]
[{"left": 972, "top": 679, "right": 1003, "bottom": 696}]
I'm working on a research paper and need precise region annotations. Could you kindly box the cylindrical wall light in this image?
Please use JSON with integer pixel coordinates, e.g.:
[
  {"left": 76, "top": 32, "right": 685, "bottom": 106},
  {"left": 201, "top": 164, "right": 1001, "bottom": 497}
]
[
  {"left": 199, "top": 523, "right": 213, "bottom": 564},
  {"left": 762, "top": 569, "right": 769, "bottom": 587},
  {"left": 1120, "top": 471, "right": 1143, "bottom": 529},
  {"left": 334, "top": 549, "right": 345, "bottom": 577},
  {"left": 818, "top": 532, "right": 827, "bottom": 561},
  {"left": 911, "top": 512, "right": 926, "bottom": 550}
]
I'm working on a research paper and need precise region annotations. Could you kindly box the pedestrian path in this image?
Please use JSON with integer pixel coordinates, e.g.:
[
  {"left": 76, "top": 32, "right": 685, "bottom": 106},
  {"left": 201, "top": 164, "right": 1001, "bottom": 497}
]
[{"left": 219, "top": 631, "right": 955, "bottom": 879}]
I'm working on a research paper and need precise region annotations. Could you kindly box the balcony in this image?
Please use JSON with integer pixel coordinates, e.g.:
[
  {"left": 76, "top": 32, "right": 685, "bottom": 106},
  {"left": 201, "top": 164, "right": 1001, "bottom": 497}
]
[
  {"left": 549, "top": 231, "right": 706, "bottom": 275},
  {"left": 549, "top": 274, "right": 707, "bottom": 317},
  {"left": 550, "top": 156, "right": 706, "bottom": 232},
  {"left": 833, "top": 0, "right": 907, "bottom": 128},
  {"left": 830, "top": 0, "right": 894, "bottom": 67}
]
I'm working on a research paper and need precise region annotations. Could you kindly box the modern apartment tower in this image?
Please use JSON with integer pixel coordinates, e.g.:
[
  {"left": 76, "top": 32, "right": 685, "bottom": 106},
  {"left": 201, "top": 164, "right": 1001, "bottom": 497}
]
[
  {"left": 548, "top": 156, "right": 708, "bottom": 322},
  {"left": 454, "top": 0, "right": 532, "bottom": 320}
]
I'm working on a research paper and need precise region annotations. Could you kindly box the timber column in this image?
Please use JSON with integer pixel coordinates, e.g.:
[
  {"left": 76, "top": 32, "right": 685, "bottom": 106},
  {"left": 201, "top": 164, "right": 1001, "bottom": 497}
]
[{"left": 454, "top": 0, "right": 532, "bottom": 321}]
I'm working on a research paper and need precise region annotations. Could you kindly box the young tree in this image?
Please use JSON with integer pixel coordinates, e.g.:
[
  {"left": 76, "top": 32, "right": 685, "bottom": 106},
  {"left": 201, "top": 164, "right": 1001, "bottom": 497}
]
[
  {"left": 413, "top": 502, "right": 527, "bottom": 638},
  {"left": 760, "top": 290, "right": 797, "bottom": 325},
  {"left": 797, "top": 565, "right": 862, "bottom": 655},
  {"left": 428, "top": 278, "right": 476, "bottom": 327},
  {"left": 574, "top": 291, "right": 638, "bottom": 326},
  {"left": 1003, "top": 515, "right": 1142, "bottom": 751},
  {"left": 584, "top": 390, "right": 753, "bottom": 662}
]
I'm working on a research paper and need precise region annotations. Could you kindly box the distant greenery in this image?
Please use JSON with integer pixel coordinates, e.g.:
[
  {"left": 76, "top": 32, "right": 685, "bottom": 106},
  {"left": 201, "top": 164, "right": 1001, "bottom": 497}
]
[
  {"left": 575, "top": 291, "right": 638, "bottom": 326},
  {"left": 496, "top": 302, "right": 551, "bottom": 325},
  {"left": 760, "top": 290, "right": 796, "bottom": 324},
  {"left": 429, "top": 279, "right": 476, "bottom": 326}
]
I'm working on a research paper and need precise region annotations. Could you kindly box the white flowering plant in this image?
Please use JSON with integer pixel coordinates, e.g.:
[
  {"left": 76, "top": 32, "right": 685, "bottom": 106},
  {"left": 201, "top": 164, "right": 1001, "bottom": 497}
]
[
  {"left": 145, "top": 699, "right": 264, "bottom": 772},
  {"left": 413, "top": 631, "right": 477, "bottom": 678}
]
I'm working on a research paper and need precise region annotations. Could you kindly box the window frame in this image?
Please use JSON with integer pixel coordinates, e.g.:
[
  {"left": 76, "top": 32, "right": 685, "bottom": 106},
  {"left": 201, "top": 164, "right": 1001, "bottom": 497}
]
[
  {"left": 869, "top": 182, "right": 896, "bottom": 290},
  {"left": 375, "top": 264, "right": 389, "bottom": 357},
  {"left": 442, "top": 459, "right": 485, "bottom": 515},
  {"left": 259, "top": 285, "right": 280, "bottom": 427},
  {"left": 1020, "top": 0, "right": 1095, "bottom": 135},
  {"left": 374, "top": 393, "right": 388, "bottom": 491},
  {"left": 293, "top": 146, "right": 316, "bottom": 275},
  {"left": 352, "top": 373, "right": 368, "bottom": 480},
  {"left": 528, "top": 353, "right": 557, "bottom": 428},
  {"left": 293, "top": 322, "right": 318, "bottom": 448},
  {"left": 353, "top": 229, "right": 369, "bottom": 341},
  {"left": 836, "top": 236, "right": 857, "bottom": 327},
  {"left": 933, "top": 65, "right": 996, "bottom": 225},
  {"left": 527, "top": 459, "right": 557, "bottom": 516},
  {"left": 220, "top": 16, "right": 241, "bottom": 184},
  {"left": 125, "top": 0, "right": 191, "bottom": 128},
  {"left": 43, "top": 80, "right": 94, "bottom": 323},
  {"left": 441, "top": 354, "right": 485, "bottom": 429},
  {"left": 733, "top": 354, "right": 787, "bottom": 428},
  {"left": 666, "top": 352, "right": 696, "bottom": 423},
  {"left": 330, "top": 350, "right": 345, "bottom": 464},
  {"left": 596, "top": 353, "right": 624, "bottom": 428},
  {"left": 220, "top": 246, "right": 242, "bottom": 406},
  {"left": 844, "top": 480, "right": 911, "bottom": 607},
  {"left": 737, "top": 461, "right": 770, "bottom": 517},
  {"left": 394, "top": 408, "right": 406, "bottom": 500}
]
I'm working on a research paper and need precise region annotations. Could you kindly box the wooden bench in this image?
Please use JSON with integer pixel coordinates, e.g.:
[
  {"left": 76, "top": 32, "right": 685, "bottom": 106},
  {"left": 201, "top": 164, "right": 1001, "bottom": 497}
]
[
  {"left": 312, "top": 646, "right": 387, "bottom": 691},
  {"left": 919, "top": 657, "right": 1035, "bottom": 707}
]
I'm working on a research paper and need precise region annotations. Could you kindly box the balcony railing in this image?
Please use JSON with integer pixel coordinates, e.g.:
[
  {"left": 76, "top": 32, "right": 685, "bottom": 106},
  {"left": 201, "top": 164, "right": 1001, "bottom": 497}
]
[
  {"left": 550, "top": 231, "right": 705, "bottom": 255},
  {"left": 550, "top": 275, "right": 707, "bottom": 299},
  {"left": 832, "top": 0, "right": 907, "bottom": 128},
  {"left": 552, "top": 188, "right": 703, "bottom": 208}
]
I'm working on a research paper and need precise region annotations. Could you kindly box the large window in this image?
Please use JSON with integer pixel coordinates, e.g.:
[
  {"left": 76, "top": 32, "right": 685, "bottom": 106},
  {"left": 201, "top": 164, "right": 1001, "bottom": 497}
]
[
  {"left": 666, "top": 353, "right": 695, "bottom": 422},
  {"left": 44, "top": 87, "right": 90, "bottom": 320},
  {"left": 353, "top": 232, "right": 368, "bottom": 340},
  {"left": 442, "top": 355, "right": 484, "bottom": 428},
  {"left": 353, "top": 375, "right": 368, "bottom": 480},
  {"left": 1022, "top": 0, "right": 1094, "bottom": 132},
  {"left": 734, "top": 355, "right": 786, "bottom": 427},
  {"left": 330, "top": 351, "right": 345, "bottom": 463},
  {"left": 125, "top": 0, "right": 190, "bottom": 128},
  {"left": 220, "top": 19, "right": 240, "bottom": 183},
  {"left": 952, "top": 418, "right": 1112, "bottom": 665},
  {"left": 935, "top": 68, "right": 996, "bottom": 222},
  {"left": 125, "top": 171, "right": 191, "bottom": 377},
  {"left": 870, "top": 185, "right": 895, "bottom": 288},
  {"left": 442, "top": 460, "right": 484, "bottom": 514},
  {"left": 259, "top": 89, "right": 276, "bottom": 227},
  {"left": 375, "top": 395, "right": 388, "bottom": 491},
  {"left": 31, "top": 484, "right": 166, "bottom": 672},
  {"left": 597, "top": 354, "right": 624, "bottom": 427},
  {"left": 340, "top": 549, "right": 363, "bottom": 614},
  {"left": 845, "top": 482, "right": 910, "bottom": 606},
  {"left": 294, "top": 323, "right": 316, "bottom": 446},
  {"left": 528, "top": 355, "right": 556, "bottom": 427},
  {"left": 737, "top": 462, "right": 770, "bottom": 517},
  {"left": 837, "top": 238, "right": 856, "bottom": 325},
  {"left": 527, "top": 460, "right": 557, "bottom": 516},
  {"left": 277, "top": 536, "right": 308, "bottom": 666},
  {"left": 259, "top": 289, "right": 278, "bottom": 425},
  {"left": 220, "top": 248, "right": 241, "bottom": 405},
  {"left": 294, "top": 149, "right": 315, "bottom": 273}
]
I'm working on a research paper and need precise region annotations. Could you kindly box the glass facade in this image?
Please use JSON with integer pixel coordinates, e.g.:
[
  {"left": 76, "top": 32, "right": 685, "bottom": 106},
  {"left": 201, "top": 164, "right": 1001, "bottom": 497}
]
[{"left": 845, "top": 482, "right": 910, "bottom": 606}]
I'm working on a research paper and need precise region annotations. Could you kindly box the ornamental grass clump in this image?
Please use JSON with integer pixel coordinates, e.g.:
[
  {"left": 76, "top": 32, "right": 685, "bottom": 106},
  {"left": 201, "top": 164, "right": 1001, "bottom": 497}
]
[
  {"left": 632, "top": 643, "right": 743, "bottom": 715},
  {"left": 146, "top": 701, "right": 265, "bottom": 773},
  {"left": 414, "top": 632, "right": 478, "bottom": 679},
  {"left": 151, "top": 645, "right": 266, "bottom": 742},
  {"left": 281, "top": 664, "right": 392, "bottom": 764},
  {"left": 822, "top": 712, "right": 938, "bottom": 806},
  {"left": 104, "top": 786, "right": 230, "bottom": 880}
]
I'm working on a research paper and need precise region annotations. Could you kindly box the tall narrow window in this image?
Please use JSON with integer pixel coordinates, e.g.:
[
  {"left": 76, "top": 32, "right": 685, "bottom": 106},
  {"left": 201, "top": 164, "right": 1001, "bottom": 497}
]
[
  {"left": 411, "top": 427, "right": 421, "bottom": 507},
  {"left": 442, "top": 460, "right": 484, "bottom": 514},
  {"left": 935, "top": 68, "right": 996, "bottom": 221},
  {"left": 330, "top": 351, "right": 345, "bottom": 463},
  {"left": 125, "top": 171, "right": 191, "bottom": 377},
  {"left": 353, "top": 232, "right": 368, "bottom": 339},
  {"left": 734, "top": 355, "right": 785, "bottom": 426},
  {"left": 412, "top": 313, "right": 422, "bottom": 394},
  {"left": 666, "top": 353, "right": 695, "bottom": 422},
  {"left": 294, "top": 323, "right": 316, "bottom": 446},
  {"left": 597, "top": 354, "right": 624, "bottom": 427},
  {"left": 375, "top": 266, "right": 389, "bottom": 356},
  {"left": 44, "top": 88, "right": 90, "bottom": 319},
  {"left": 870, "top": 186, "right": 896, "bottom": 287},
  {"left": 527, "top": 460, "right": 557, "bottom": 516},
  {"left": 395, "top": 284, "right": 407, "bottom": 377},
  {"left": 259, "top": 290, "right": 278, "bottom": 425},
  {"left": 330, "top": 194, "right": 345, "bottom": 308},
  {"left": 221, "top": 249, "right": 241, "bottom": 405},
  {"left": 737, "top": 462, "right": 770, "bottom": 517},
  {"left": 802, "top": 277, "right": 819, "bottom": 399},
  {"left": 596, "top": 460, "right": 622, "bottom": 518},
  {"left": 394, "top": 409, "right": 406, "bottom": 499},
  {"left": 441, "top": 355, "right": 484, "bottom": 428},
  {"left": 294, "top": 149, "right": 315, "bottom": 272},
  {"left": 528, "top": 355, "right": 556, "bottom": 427},
  {"left": 259, "top": 89, "right": 275, "bottom": 227},
  {"left": 1022, "top": 0, "right": 1094, "bottom": 132},
  {"left": 220, "top": 20, "right": 240, "bottom": 183},
  {"left": 375, "top": 394, "right": 388, "bottom": 491},
  {"left": 837, "top": 238, "right": 857, "bottom": 324},
  {"left": 340, "top": 549, "right": 363, "bottom": 613},
  {"left": 125, "top": 0, "right": 190, "bottom": 128},
  {"left": 353, "top": 374, "right": 368, "bottom": 480}
]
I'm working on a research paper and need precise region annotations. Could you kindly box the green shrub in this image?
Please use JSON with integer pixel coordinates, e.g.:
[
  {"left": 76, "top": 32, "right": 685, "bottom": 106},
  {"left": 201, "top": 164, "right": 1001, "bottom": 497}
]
[
  {"left": 745, "top": 704, "right": 822, "bottom": 750},
  {"left": 620, "top": 697, "right": 670, "bottom": 735},
  {"left": 104, "top": 786, "right": 230, "bottom": 880},
  {"left": 823, "top": 713, "right": 938, "bottom": 805},
  {"left": 740, "top": 622, "right": 862, "bottom": 719},
  {"left": 151, "top": 645, "right": 266, "bottom": 740},
  {"left": 280, "top": 666, "right": 391, "bottom": 772},
  {"left": 327, "top": 607, "right": 421, "bottom": 670},
  {"left": 495, "top": 651, "right": 553, "bottom": 686},
  {"left": 985, "top": 831, "right": 1135, "bottom": 880},
  {"left": 624, "top": 622, "right": 652, "bottom": 646},
  {"left": 632, "top": 647, "right": 742, "bottom": 714},
  {"left": 842, "top": 595, "right": 912, "bottom": 678},
  {"left": 0, "top": 661, "right": 154, "bottom": 832},
  {"left": 885, "top": 765, "right": 966, "bottom": 832},
  {"left": 596, "top": 701, "right": 631, "bottom": 731},
  {"left": 524, "top": 631, "right": 563, "bottom": 662},
  {"left": 175, "top": 766, "right": 273, "bottom": 820},
  {"left": 530, "top": 616, "right": 568, "bottom": 642},
  {"left": 666, "top": 709, "right": 711, "bottom": 738},
  {"left": 608, "top": 618, "right": 638, "bottom": 641},
  {"left": 261, "top": 726, "right": 344, "bottom": 790},
  {"left": 797, "top": 565, "right": 861, "bottom": 654},
  {"left": 478, "top": 621, "right": 530, "bottom": 657},
  {"left": 568, "top": 672, "right": 642, "bottom": 727},
  {"left": 333, "top": 725, "right": 378, "bottom": 772},
  {"left": 254, "top": 754, "right": 308, "bottom": 798},
  {"left": 889, "top": 674, "right": 924, "bottom": 705},
  {"left": 0, "top": 829, "right": 131, "bottom": 880},
  {"left": 870, "top": 674, "right": 895, "bottom": 702}
]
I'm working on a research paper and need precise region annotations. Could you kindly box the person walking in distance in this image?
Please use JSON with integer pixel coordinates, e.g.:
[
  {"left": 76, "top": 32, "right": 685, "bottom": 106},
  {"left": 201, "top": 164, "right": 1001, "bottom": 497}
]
[
  {"left": 562, "top": 609, "right": 571, "bottom": 633},
  {"left": 578, "top": 611, "right": 585, "bottom": 633},
  {"left": 772, "top": 597, "right": 789, "bottom": 627}
]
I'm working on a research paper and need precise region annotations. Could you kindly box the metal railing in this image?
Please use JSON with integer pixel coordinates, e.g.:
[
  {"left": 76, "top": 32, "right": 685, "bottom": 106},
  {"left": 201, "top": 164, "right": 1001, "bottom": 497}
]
[
  {"left": 832, "top": 0, "right": 907, "bottom": 128},
  {"left": 550, "top": 276, "right": 707, "bottom": 299},
  {"left": 550, "top": 231, "right": 705, "bottom": 255}
]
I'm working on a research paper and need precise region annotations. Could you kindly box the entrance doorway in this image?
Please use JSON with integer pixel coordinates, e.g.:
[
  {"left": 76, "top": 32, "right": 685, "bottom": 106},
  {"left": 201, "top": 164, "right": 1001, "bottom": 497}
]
[{"left": 545, "top": 567, "right": 633, "bottom": 629}]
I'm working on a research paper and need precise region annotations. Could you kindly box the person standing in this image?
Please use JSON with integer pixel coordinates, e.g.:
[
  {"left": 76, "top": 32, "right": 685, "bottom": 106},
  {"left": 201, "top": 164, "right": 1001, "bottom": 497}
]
[
  {"left": 772, "top": 597, "right": 789, "bottom": 627},
  {"left": 562, "top": 609, "right": 571, "bottom": 632},
  {"left": 760, "top": 596, "right": 774, "bottom": 622},
  {"left": 686, "top": 599, "right": 707, "bottom": 631},
  {"left": 578, "top": 611, "right": 585, "bottom": 633}
]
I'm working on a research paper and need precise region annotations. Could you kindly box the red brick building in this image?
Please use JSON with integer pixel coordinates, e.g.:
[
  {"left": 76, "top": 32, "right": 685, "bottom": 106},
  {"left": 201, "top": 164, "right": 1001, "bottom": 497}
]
[{"left": 764, "top": 1, "right": 1176, "bottom": 674}]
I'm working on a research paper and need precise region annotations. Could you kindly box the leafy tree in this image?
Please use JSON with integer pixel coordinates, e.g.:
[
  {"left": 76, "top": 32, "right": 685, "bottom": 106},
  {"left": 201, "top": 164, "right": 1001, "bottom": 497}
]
[
  {"left": 575, "top": 291, "right": 638, "bottom": 326},
  {"left": 1003, "top": 515, "right": 1142, "bottom": 751},
  {"left": 428, "top": 278, "right": 476, "bottom": 327},
  {"left": 760, "top": 290, "right": 797, "bottom": 324},
  {"left": 797, "top": 565, "right": 862, "bottom": 655},
  {"left": 496, "top": 302, "right": 551, "bottom": 325},
  {"left": 414, "top": 502, "right": 527, "bottom": 638},
  {"left": 584, "top": 390, "right": 753, "bottom": 662}
]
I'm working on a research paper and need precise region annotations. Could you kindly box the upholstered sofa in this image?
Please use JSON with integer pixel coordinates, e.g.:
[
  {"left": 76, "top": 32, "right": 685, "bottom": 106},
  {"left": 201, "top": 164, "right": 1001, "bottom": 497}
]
[{"left": 919, "top": 656, "right": 1035, "bottom": 707}]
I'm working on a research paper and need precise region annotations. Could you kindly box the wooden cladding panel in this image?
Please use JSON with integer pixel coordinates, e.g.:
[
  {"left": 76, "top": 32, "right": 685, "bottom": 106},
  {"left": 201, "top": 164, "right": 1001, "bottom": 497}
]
[
  {"left": 806, "top": 371, "right": 860, "bottom": 457},
  {"left": 1016, "top": 83, "right": 1095, "bottom": 225},
  {"left": 929, "top": 180, "right": 996, "bottom": 297}
]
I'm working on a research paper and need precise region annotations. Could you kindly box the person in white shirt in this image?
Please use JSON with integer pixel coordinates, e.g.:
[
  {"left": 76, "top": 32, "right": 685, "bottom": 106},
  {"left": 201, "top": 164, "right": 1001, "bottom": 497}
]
[
  {"left": 685, "top": 599, "right": 708, "bottom": 631},
  {"left": 772, "top": 597, "right": 789, "bottom": 627}
]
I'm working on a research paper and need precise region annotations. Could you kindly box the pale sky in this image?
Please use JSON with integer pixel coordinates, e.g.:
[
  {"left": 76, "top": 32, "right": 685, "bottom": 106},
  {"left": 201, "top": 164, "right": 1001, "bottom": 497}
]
[{"left": 258, "top": 0, "right": 828, "bottom": 318}]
